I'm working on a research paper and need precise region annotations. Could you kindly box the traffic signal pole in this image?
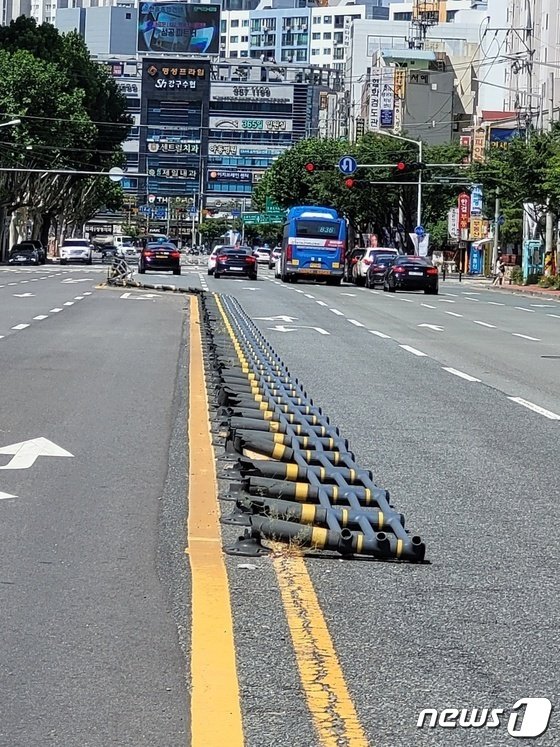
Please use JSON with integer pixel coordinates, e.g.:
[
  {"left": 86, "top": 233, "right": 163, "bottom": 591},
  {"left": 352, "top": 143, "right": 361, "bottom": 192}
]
[{"left": 417, "top": 140, "right": 423, "bottom": 228}]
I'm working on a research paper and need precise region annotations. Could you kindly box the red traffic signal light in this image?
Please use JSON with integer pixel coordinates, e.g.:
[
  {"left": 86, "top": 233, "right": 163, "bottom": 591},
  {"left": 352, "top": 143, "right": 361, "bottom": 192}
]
[
  {"left": 396, "top": 161, "right": 406, "bottom": 172},
  {"left": 305, "top": 162, "right": 316, "bottom": 173},
  {"left": 344, "top": 177, "right": 355, "bottom": 188}
]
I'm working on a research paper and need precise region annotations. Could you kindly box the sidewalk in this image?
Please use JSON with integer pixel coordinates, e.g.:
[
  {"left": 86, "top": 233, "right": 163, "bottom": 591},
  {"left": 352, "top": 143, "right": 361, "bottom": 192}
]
[{"left": 441, "top": 274, "right": 560, "bottom": 302}]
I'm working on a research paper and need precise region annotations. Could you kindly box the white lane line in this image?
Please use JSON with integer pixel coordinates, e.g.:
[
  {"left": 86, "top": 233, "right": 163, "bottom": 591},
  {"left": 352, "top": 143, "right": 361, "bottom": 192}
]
[
  {"left": 8, "top": 282, "right": 17, "bottom": 286},
  {"left": 293, "top": 289, "right": 304, "bottom": 294},
  {"left": 74, "top": 296, "right": 84, "bottom": 300},
  {"left": 20, "top": 280, "right": 29, "bottom": 284},
  {"left": 83, "top": 292, "right": 92, "bottom": 296},
  {"left": 304, "top": 293, "right": 315, "bottom": 299},
  {"left": 473, "top": 320, "right": 496, "bottom": 328},
  {"left": 465, "top": 297, "right": 480, "bottom": 302},
  {"left": 399, "top": 345, "right": 427, "bottom": 357},
  {"left": 515, "top": 306, "right": 535, "bottom": 313},
  {"left": 512, "top": 333, "right": 540, "bottom": 341},
  {"left": 487, "top": 301, "right": 505, "bottom": 306},
  {"left": 30, "top": 278, "right": 39, "bottom": 281},
  {"left": 508, "top": 397, "right": 560, "bottom": 420},
  {"left": 444, "top": 311, "right": 463, "bottom": 317},
  {"left": 399, "top": 298, "right": 414, "bottom": 303},
  {"left": 347, "top": 319, "right": 365, "bottom": 327},
  {"left": 340, "top": 292, "right": 356, "bottom": 297},
  {"left": 330, "top": 308, "right": 344, "bottom": 316},
  {"left": 442, "top": 367, "right": 481, "bottom": 382},
  {"left": 50, "top": 308, "right": 63, "bottom": 313},
  {"left": 316, "top": 300, "right": 328, "bottom": 306},
  {"left": 421, "top": 303, "right": 436, "bottom": 309},
  {"left": 63, "top": 301, "right": 74, "bottom": 306},
  {"left": 370, "top": 330, "right": 391, "bottom": 339},
  {"left": 547, "top": 313, "right": 560, "bottom": 319},
  {"left": 530, "top": 304, "right": 554, "bottom": 308},
  {"left": 369, "top": 290, "right": 379, "bottom": 295},
  {"left": 462, "top": 291, "right": 480, "bottom": 294},
  {"left": 33, "top": 315, "right": 48, "bottom": 320},
  {"left": 439, "top": 299, "right": 455, "bottom": 303},
  {"left": 442, "top": 292, "right": 458, "bottom": 297},
  {"left": 11, "top": 323, "right": 30, "bottom": 330},
  {"left": 0, "top": 335, "right": 4, "bottom": 339}
]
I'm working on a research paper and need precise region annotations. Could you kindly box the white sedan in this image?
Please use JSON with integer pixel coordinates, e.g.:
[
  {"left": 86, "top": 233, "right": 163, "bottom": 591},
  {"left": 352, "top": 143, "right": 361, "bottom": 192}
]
[
  {"left": 60, "top": 238, "right": 93, "bottom": 265},
  {"left": 254, "top": 247, "right": 271, "bottom": 264},
  {"left": 207, "top": 245, "right": 225, "bottom": 275}
]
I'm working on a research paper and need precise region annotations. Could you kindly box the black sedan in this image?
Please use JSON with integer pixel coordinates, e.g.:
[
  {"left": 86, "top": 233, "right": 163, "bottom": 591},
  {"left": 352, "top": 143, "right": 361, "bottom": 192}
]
[
  {"left": 138, "top": 243, "right": 181, "bottom": 275},
  {"left": 8, "top": 244, "right": 40, "bottom": 265},
  {"left": 214, "top": 246, "right": 258, "bottom": 280},
  {"left": 383, "top": 255, "right": 439, "bottom": 294},
  {"left": 365, "top": 250, "right": 399, "bottom": 288}
]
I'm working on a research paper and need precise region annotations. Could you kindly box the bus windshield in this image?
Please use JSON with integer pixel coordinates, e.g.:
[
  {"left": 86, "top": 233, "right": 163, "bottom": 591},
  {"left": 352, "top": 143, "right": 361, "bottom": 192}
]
[{"left": 296, "top": 219, "right": 340, "bottom": 239}]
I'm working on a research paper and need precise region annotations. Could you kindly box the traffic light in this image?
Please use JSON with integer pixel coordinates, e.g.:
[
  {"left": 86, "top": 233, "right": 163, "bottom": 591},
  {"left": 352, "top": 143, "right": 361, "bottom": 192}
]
[
  {"left": 304, "top": 162, "right": 316, "bottom": 173},
  {"left": 344, "top": 177, "right": 355, "bottom": 188},
  {"left": 393, "top": 161, "right": 425, "bottom": 177}
]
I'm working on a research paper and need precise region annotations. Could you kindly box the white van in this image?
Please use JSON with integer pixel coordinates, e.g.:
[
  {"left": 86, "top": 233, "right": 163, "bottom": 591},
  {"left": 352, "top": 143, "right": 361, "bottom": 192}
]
[{"left": 114, "top": 235, "right": 139, "bottom": 260}]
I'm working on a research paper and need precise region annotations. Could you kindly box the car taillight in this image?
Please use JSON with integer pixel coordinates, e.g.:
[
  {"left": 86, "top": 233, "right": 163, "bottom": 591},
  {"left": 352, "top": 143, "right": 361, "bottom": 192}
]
[
  {"left": 246, "top": 255, "right": 257, "bottom": 263},
  {"left": 363, "top": 259, "right": 372, "bottom": 265},
  {"left": 393, "top": 266, "right": 406, "bottom": 273},
  {"left": 217, "top": 254, "right": 228, "bottom": 262},
  {"left": 426, "top": 267, "right": 438, "bottom": 275},
  {"left": 144, "top": 250, "right": 154, "bottom": 257},
  {"left": 170, "top": 251, "right": 180, "bottom": 259},
  {"left": 286, "top": 245, "right": 293, "bottom": 261},
  {"left": 371, "top": 264, "right": 383, "bottom": 271}
]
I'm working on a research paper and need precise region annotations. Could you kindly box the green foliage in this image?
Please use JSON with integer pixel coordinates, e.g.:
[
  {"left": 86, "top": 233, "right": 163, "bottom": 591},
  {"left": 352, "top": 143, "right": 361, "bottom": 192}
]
[
  {"left": 198, "top": 219, "right": 235, "bottom": 243},
  {"left": 254, "top": 135, "right": 468, "bottom": 246},
  {"left": 509, "top": 266, "right": 523, "bottom": 285},
  {"left": 538, "top": 273, "right": 560, "bottom": 289}
]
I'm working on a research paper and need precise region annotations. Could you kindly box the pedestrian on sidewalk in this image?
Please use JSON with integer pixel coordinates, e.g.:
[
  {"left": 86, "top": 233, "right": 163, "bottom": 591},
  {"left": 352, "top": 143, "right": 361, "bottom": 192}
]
[{"left": 492, "top": 255, "right": 505, "bottom": 286}]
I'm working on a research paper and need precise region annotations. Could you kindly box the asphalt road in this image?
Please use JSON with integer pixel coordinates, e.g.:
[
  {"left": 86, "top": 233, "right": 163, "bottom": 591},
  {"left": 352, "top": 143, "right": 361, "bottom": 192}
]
[
  {"left": 3, "top": 261, "right": 559, "bottom": 747},
  {"left": 195, "top": 265, "right": 559, "bottom": 746},
  {"left": 0, "top": 266, "right": 189, "bottom": 746}
]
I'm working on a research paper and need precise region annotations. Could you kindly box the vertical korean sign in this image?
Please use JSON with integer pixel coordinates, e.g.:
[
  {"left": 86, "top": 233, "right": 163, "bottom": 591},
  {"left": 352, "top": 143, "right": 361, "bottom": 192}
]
[
  {"left": 458, "top": 192, "right": 471, "bottom": 241},
  {"left": 369, "top": 68, "right": 381, "bottom": 131},
  {"left": 380, "top": 68, "right": 395, "bottom": 128},
  {"left": 393, "top": 68, "right": 406, "bottom": 134}
]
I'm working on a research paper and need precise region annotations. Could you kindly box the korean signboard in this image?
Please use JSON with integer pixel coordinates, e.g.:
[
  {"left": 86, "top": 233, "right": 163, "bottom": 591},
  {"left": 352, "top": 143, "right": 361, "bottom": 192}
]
[
  {"left": 458, "top": 192, "right": 471, "bottom": 231},
  {"left": 369, "top": 68, "right": 381, "bottom": 131},
  {"left": 380, "top": 68, "right": 395, "bottom": 128},
  {"left": 210, "top": 84, "right": 293, "bottom": 104},
  {"left": 147, "top": 140, "right": 200, "bottom": 155},
  {"left": 147, "top": 165, "right": 199, "bottom": 180},
  {"left": 208, "top": 170, "right": 252, "bottom": 183},
  {"left": 470, "top": 184, "right": 483, "bottom": 216},
  {"left": 393, "top": 69, "right": 406, "bottom": 134},
  {"left": 472, "top": 127, "right": 487, "bottom": 163},
  {"left": 469, "top": 217, "right": 484, "bottom": 240},
  {"left": 448, "top": 207, "right": 459, "bottom": 240},
  {"left": 138, "top": 2, "right": 220, "bottom": 55},
  {"left": 142, "top": 60, "right": 210, "bottom": 99},
  {"left": 209, "top": 117, "right": 292, "bottom": 132}
]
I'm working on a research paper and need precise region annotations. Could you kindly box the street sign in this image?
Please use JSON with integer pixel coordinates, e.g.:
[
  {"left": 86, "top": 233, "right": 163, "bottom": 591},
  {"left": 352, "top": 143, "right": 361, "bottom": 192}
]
[
  {"left": 338, "top": 155, "right": 357, "bottom": 175},
  {"left": 265, "top": 197, "right": 282, "bottom": 212},
  {"left": 415, "top": 225, "right": 425, "bottom": 238},
  {"left": 242, "top": 211, "right": 285, "bottom": 225},
  {"left": 498, "top": 214, "right": 505, "bottom": 226},
  {"left": 147, "top": 194, "right": 156, "bottom": 204},
  {"left": 139, "top": 205, "right": 150, "bottom": 215},
  {"left": 231, "top": 209, "right": 241, "bottom": 218},
  {"left": 189, "top": 207, "right": 197, "bottom": 216},
  {"left": 108, "top": 167, "right": 124, "bottom": 182}
]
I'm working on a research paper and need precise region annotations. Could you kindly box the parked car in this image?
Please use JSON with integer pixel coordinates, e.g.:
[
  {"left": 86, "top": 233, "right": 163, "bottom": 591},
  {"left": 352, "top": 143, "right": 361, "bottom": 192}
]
[
  {"left": 254, "top": 247, "right": 271, "bottom": 265},
  {"left": 27, "top": 240, "right": 47, "bottom": 264},
  {"left": 364, "top": 250, "right": 400, "bottom": 288},
  {"left": 353, "top": 247, "right": 398, "bottom": 286},
  {"left": 207, "top": 245, "right": 225, "bottom": 275},
  {"left": 8, "top": 243, "right": 40, "bottom": 265},
  {"left": 214, "top": 246, "right": 258, "bottom": 280},
  {"left": 383, "top": 255, "right": 438, "bottom": 294},
  {"left": 60, "top": 238, "right": 93, "bottom": 265},
  {"left": 138, "top": 243, "right": 181, "bottom": 275},
  {"left": 268, "top": 247, "right": 282, "bottom": 270}
]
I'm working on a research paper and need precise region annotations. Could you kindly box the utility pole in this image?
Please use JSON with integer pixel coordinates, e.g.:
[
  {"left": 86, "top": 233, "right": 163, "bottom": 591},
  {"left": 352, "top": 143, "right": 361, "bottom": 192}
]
[
  {"left": 492, "top": 186, "right": 500, "bottom": 270},
  {"left": 166, "top": 196, "right": 171, "bottom": 237}
]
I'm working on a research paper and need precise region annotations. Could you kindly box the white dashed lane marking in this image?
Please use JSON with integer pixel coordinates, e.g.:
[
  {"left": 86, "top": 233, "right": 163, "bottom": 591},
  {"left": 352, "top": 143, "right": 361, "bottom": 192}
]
[
  {"left": 442, "top": 367, "right": 481, "bottom": 383},
  {"left": 473, "top": 321, "right": 496, "bottom": 328},
  {"left": 11, "top": 324, "right": 29, "bottom": 330},
  {"left": 512, "top": 333, "right": 540, "bottom": 341},
  {"left": 347, "top": 319, "right": 365, "bottom": 327},
  {"left": 329, "top": 308, "right": 344, "bottom": 316},
  {"left": 370, "top": 330, "right": 391, "bottom": 339},
  {"left": 508, "top": 397, "right": 560, "bottom": 421},
  {"left": 399, "top": 345, "right": 427, "bottom": 357}
]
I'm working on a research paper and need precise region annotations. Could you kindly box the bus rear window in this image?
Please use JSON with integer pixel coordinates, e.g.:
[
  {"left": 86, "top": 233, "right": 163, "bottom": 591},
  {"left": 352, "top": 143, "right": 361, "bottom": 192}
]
[{"left": 296, "top": 219, "right": 339, "bottom": 238}]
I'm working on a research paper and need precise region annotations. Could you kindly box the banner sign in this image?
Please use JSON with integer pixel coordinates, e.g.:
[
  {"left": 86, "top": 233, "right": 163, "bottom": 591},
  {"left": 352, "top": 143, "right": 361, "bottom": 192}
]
[
  {"left": 380, "top": 68, "right": 395, "bottom": 128},
  {"left": 448, "top": 207, "right": 459, "bottom": 239},
  {"left": 470, "top": 184, "right": 483, "bottom": 216},
  {"left": 211, "top": 83, "right": 293, "bottom": 104},
  {"left": 369, "top": 68, "right": 381, "bottom": 131},
  {"left": 458, "top": 192, "right": 471, "bottom": 230}
]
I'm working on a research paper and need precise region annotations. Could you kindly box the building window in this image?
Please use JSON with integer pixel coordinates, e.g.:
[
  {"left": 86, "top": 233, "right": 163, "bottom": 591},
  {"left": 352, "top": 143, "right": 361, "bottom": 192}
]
[
  {"left": 323, "top": 32, "right": 331, "bottom": 39},
  {"left": 230, "top": 51, "right": 238, "bottom": 57},
  {"left": 313, "top": 16, "right": 320, "bottom": 24},
  {"left": 312, "top": 32, "right": 320, "bottom": 39},
  {"left": 393, "top": 12, "right": 412, "bottom": 21},
  {"left": 323, "top": 48, "right": 331, "bottom": 55},
  {"left": 231, "top": 19, "right": 239, "bottom": 27},
  {"left": 125, "top": 12, "right": 131, "bottom": 19},
  {"left": 221, "top": 20, "right": 227, "bottom": 32},
  {"left": 311, "top": 48, "right": 320, "bottom": 55},
  {"left": 231, "top": 36, "right": 238, "bottom": 43},
  {"left": 295, "top": 48, "right": 307, "bottom": 61},
  {"left": 446, "top": 10, "right": 457, "bottom": 21},
  {"left": 333, "top": 47, "right": 344, "bottom": 59},
  {"left": 334, "top": 31, "right": 343, "bottom": 44},
  {"left": 221, "top": 35, "right": 227, "bottom": 44},
  {"left": 240, "top": 50, "right": 249, "bottom": 57},
  {"left": 323, "top": 15, "right": 331, "bottom": 23},
  {"left": 242, "top": 19, "right": 249, "bottom": 26},
  {"left": 241, "top": 35, "right": 248, "bottom": 42}
]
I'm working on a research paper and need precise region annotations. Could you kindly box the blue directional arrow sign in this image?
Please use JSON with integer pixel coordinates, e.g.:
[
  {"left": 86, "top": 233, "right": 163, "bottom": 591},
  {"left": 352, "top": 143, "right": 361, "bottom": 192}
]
[
  {"left": 338, "top": 155, "right": 357, "bottom": 176},
  {"left": 415, "top": 225, "right": 425, "bottom": 238},
  {"left": 498, "top": 214, "right": 505, "bottom": 226}
]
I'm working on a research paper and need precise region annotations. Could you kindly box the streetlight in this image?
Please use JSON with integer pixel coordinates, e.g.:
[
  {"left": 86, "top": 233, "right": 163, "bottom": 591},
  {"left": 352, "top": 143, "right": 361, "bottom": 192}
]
[
  {"left": 0, "top": 118, "right": 21, "bottom": 128},
  {"left": 375, "top": 130, "right": 423, "bottom": 228}
]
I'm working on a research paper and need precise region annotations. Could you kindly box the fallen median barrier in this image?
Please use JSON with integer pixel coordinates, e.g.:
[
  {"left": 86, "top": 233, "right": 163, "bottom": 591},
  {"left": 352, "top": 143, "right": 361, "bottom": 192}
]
[{"left": 202, "top": 292, "right": 427, "bottom": 563}]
